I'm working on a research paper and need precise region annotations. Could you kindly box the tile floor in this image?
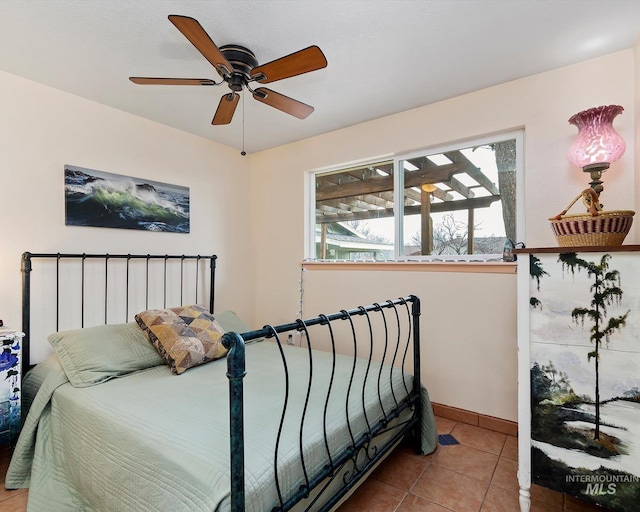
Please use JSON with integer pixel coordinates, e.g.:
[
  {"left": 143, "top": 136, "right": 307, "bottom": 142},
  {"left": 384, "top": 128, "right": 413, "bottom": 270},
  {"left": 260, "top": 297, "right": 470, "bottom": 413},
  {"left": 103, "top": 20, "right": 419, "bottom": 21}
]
[
  {"left": 0, "top": 416, "right": 614, "bottom": 512},
  {"left": 337, "top": 416, "right": 614, "bottom": 512}
]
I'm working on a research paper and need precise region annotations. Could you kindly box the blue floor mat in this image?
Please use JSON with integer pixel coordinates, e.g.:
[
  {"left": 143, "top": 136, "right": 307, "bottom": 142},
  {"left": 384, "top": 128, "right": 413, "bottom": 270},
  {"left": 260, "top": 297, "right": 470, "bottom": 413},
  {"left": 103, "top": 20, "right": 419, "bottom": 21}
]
[{"left": 438, "top": 434, "right": 459, "bottom": 445}]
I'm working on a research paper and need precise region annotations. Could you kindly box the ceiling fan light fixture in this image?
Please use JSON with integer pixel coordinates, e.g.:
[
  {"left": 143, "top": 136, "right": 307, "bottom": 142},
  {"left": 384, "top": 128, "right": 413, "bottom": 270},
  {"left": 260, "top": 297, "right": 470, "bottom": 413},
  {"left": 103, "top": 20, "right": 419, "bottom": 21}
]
[{"left": 130, "top": 15, "right": 327, "bottom": 126}]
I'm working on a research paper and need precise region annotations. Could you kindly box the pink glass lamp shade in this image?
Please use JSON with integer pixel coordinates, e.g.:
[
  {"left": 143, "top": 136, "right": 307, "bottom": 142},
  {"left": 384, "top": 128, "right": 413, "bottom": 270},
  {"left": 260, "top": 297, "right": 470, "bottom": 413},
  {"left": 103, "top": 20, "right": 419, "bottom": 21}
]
[{"left": 567, "top": 105, "right": 625, "bottom": 196}]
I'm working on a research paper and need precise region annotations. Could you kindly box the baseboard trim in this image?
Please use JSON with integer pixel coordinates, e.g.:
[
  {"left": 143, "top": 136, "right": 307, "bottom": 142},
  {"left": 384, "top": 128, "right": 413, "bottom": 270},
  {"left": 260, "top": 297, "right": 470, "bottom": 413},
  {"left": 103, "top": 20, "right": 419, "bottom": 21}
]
[{"left": 431, "top": 402, "right": 517, "bottom": 437}]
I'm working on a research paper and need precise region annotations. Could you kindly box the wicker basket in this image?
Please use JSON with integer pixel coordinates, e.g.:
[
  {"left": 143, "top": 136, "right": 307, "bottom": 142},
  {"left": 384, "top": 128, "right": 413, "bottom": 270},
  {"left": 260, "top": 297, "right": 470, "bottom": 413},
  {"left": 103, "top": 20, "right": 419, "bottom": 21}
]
[{"left": 549, "top": 189, "right": 635, "bottom": 247}]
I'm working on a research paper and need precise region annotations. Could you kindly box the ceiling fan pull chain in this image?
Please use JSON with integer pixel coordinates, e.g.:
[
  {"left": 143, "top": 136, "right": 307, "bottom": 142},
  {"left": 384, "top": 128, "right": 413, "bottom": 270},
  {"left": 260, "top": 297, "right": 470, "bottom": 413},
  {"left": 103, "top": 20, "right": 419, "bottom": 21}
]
[{"left": 241, "top": 93, "right": 247, "bottom": 156}]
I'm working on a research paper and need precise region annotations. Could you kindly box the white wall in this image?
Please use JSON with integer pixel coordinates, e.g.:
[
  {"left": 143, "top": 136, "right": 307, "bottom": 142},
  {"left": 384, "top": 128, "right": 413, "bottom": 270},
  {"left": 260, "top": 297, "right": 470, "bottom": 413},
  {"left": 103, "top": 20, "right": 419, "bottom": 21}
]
[
  {"left": 300, "top": 268, "right": 517, "bottom": 421},
  {"left": 249, "top": 49, "right": 637, "bottom": 422},
  {"left": 0, "top": 70, "right": 255, "bottom": 347}
]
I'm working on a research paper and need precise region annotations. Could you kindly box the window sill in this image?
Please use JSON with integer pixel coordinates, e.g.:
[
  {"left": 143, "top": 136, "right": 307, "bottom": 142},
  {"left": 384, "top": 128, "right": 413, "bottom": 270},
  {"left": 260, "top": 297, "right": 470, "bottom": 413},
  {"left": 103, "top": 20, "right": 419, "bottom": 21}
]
[{"left": 302, "top": 260, "right": 517, "bottom": 274}]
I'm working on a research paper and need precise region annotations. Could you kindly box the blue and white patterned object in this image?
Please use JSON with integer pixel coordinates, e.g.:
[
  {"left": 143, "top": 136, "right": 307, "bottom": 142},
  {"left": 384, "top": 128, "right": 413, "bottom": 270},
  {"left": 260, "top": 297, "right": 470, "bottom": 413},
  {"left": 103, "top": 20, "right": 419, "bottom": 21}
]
[{"left": 0, "top": 331, "right": 22, "bottom": 445}]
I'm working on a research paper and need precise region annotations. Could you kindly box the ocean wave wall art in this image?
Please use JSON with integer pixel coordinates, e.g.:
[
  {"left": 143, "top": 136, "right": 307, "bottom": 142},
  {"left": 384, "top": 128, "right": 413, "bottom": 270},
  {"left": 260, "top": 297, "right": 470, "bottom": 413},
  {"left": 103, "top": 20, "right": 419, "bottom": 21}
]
[{"left": 64, "top": 165, "right": 190, "bottom": 233}]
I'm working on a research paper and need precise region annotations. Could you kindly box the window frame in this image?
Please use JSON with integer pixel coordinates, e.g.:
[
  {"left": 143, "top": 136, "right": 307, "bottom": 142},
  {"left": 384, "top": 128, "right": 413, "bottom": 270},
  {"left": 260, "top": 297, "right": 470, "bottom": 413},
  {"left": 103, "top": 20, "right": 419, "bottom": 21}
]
[{"left": 306, "top": 130, "right": 525, "bottom": 264}]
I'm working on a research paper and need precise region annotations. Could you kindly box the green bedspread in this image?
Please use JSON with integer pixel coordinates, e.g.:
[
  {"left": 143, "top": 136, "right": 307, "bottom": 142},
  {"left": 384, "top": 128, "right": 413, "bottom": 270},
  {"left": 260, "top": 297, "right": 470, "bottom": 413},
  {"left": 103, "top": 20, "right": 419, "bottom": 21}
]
[{"left": 7, "top": 341, "right": 437, "bottom": 512}]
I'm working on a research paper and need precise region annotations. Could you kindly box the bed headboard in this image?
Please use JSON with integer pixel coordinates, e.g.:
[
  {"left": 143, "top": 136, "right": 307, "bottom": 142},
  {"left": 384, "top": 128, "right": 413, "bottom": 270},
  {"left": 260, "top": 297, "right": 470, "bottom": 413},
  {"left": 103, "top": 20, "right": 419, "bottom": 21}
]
[{"left": 21, "top": 252, "right": 217, "bottom": 368}]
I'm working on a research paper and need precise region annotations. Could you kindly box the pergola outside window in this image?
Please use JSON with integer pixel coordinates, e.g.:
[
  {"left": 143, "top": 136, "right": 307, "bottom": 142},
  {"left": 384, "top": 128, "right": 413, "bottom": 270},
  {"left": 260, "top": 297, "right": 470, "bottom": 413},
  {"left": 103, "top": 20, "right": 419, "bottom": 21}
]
[{"left": 311, "top": 132, "right": 522, "bottom": 261}]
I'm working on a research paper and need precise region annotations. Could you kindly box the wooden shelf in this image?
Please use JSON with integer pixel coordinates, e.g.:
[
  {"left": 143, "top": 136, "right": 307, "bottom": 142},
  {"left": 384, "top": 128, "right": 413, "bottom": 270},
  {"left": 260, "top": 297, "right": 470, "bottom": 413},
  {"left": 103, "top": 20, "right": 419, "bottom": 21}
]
[{"left": 514, "top": 245, "right": 640, "bottom": 254}]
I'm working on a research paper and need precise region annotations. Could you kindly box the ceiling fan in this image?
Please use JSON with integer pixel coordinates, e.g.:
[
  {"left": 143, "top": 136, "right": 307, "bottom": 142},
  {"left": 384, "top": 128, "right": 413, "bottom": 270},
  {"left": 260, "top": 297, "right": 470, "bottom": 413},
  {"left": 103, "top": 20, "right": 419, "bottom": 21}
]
[{"left": 129, "top": 15, "right": 327, "bottom": 126}]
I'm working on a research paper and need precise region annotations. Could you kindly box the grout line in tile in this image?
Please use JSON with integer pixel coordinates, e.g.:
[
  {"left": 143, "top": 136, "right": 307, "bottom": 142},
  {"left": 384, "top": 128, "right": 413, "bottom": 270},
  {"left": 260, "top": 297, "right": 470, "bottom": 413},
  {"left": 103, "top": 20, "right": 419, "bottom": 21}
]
[
  {"left": 403, "top": 446, "right": 435, "bottom": 497},
  {"left": 392, "top": 493, "right": 407, "bottom": 512}
]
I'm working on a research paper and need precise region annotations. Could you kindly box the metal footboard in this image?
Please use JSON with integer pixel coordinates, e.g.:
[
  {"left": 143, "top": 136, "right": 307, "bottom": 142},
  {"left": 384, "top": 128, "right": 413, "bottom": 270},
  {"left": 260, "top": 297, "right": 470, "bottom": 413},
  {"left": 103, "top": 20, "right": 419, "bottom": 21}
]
[{"left": 222, "top": 295, "right": 422, "bottom": 512}]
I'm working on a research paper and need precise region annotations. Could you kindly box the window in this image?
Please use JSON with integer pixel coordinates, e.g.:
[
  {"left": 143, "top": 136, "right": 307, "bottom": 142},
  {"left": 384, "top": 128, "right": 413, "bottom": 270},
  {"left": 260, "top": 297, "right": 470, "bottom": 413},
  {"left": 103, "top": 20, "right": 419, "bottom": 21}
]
[
  {"left": 309, "top": 131, "right": 522, "bottom": 262},
  {"left": 313, "top": 161, "right": 395, "bottom": 260}
]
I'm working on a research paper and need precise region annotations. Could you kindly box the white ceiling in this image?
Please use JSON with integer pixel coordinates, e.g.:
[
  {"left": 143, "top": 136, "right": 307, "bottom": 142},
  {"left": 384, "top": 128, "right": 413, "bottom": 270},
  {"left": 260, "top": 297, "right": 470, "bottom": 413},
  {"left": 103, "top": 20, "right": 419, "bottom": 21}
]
[{"left": 2, "top": 1, "right": 640, "bottom": 154}]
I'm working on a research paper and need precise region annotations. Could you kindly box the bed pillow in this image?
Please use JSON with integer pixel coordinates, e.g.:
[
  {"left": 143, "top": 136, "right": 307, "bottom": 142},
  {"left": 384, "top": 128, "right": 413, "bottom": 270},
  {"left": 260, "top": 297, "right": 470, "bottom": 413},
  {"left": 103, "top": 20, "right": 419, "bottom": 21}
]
[
  {"left": 135, "top": 305, "right": 227, "bottom": 375},
  {"left": 214, "top": 310, "right": 264, "bottom": 344},
  {"left": 212, "top": 310, "right": 252, "bottom": 336},
  {"left": 48, "top": 322, "right": 165, "bottom": 387}
]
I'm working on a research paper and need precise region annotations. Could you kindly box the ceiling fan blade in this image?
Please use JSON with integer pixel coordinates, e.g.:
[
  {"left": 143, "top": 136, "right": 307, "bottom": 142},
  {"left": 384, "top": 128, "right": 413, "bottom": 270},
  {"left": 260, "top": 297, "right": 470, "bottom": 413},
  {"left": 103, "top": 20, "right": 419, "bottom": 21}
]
[
  {"left": 212, "top": 93, "right": 240, "bottom": 125},
  {"left": 168, "top": 15, "right": 233, "bottom": 76},
  {"left": 251, "top": 46, "right": 327, "bottom": 84},
  {"left": 129, "top": 77, "right": 217, "bottom": 86},
  {"left": 252, "top": 87, "right": 314, "bottom": 119}
]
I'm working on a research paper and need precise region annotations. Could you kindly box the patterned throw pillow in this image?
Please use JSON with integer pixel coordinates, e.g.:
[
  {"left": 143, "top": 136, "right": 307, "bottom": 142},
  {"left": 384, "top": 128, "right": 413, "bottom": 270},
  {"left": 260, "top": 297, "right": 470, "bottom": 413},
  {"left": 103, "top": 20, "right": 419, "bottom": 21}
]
[{"left": 135, "top": 305, "right": 227, "bottom": 374}]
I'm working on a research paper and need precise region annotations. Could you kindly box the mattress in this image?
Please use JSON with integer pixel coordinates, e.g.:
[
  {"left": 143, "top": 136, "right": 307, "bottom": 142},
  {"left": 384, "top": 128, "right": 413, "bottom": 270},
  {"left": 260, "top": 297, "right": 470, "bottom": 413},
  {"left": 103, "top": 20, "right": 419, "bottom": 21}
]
[{"left": 7, "top": 340, "right": 437, "bottom": 512}]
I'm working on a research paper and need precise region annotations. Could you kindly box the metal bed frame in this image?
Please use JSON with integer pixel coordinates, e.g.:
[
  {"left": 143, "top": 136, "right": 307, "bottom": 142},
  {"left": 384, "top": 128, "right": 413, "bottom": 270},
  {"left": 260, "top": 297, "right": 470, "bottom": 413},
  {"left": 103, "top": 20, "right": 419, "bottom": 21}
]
[
  {"left": 223, "top": 296, "right": 423, "bottom": 512},
  {"left": 21, "top": 252, "right": 217, "bottom": 368},
  {"left": 20, "top": 252, "right": 423, "bottom": 512}
]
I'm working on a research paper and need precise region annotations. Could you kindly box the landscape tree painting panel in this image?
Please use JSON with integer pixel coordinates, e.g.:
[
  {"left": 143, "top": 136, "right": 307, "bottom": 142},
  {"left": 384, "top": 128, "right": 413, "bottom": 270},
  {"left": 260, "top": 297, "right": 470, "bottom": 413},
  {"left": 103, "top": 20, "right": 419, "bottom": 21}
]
[
  {"left": 529, "top": 253, "right": 640, "bottom": 511},
  {"left": 65, "top": 165, "right": 190, "bottom": 233}
]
